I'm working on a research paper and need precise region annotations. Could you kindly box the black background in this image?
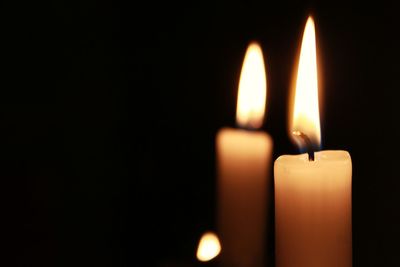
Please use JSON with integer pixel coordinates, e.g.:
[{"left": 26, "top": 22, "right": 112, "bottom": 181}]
[{"left": 3, "top": 1, "right": 400, "bottom": 266}]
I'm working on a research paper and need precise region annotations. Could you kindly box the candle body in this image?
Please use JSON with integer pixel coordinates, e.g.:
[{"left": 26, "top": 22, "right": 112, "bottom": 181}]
[
  {"left": 217, "top": 127, "right": 272, "bottom": 267},
  {"left": 274, "top": 150, "right": 352, "bottom": 267}
]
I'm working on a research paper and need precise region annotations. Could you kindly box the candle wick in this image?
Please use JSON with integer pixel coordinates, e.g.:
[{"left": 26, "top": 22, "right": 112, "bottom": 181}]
[
  {"left": 236, "top": 122, "right": 257, "bottom": 131},
  {"left": 292, "top": 131, "right": 315, "bottom": 161}
]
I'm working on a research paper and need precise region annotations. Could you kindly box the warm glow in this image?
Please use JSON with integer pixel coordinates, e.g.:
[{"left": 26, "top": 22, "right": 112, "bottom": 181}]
[
  {"left": 196, "top": 232, "right": 221, "bottom": 262},
  {"left": 236, "top": 42, "right": 267, "bottom": 129},
  {"left": 291, "top": 16, "right": 321, "bottom": 147}
]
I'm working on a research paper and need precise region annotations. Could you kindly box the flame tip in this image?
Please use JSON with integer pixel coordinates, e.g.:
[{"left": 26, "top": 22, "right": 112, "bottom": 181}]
[{"left": 249, "top": 41, "right": 262, "bottom": 47}]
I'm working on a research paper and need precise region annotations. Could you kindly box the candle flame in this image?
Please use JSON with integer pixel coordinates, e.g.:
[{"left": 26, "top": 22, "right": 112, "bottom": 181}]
[
  {"left": 291, "top": 16, "right": 321, "bottom": 148},
  {"left": 196, "top": 232, "right": 221, "bottom": 262},
  {"left": 236, "top": 42, "right": 267, "bottom": 129}
]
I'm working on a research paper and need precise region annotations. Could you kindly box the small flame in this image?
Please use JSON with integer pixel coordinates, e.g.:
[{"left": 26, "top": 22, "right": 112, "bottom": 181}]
[
  {"left": 196, "top": 232, "right": 221, "bottom": 262},
  {"left": 291, "top": 16, "right": 321, "bottom": 148},
  {"left": 236, "top": 42, "right": 267, "bottom": 129}
]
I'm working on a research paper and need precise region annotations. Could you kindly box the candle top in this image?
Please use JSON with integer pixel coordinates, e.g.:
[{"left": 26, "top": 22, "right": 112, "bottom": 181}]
[{"left": 275, "top": 150, "right": 351, "bottom": 166}]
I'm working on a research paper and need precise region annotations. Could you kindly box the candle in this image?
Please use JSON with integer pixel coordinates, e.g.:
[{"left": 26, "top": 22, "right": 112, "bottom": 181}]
[
  {"left": 217, "top": 42, "right": 273, "bottom": 267},
  {"left": 274, "top": 17, "right": 352, "bottom": 267}
]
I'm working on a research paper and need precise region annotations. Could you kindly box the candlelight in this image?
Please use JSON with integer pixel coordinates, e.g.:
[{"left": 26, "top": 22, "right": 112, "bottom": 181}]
[
  {"left": 236, "top": 42, "right": 267, "bottom": 129},
  {"left": 291, "top": 16, "right": 321, "bottom": 148},
  {"left": 196, "top": 232, "right": 221, "bottom": 262}
]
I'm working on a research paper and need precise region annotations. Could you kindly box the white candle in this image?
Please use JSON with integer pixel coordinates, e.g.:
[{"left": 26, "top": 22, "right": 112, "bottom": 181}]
[
  {"left": 217, "top": 42, "right": 273, "bottom": 267},
  {"left": 274, "top": 17, "right": 352, "bottom": 267}
]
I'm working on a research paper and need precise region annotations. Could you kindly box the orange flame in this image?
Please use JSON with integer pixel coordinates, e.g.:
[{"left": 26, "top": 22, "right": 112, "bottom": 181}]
[
  {"left": 196, "top": 232, "right": 221, "bottom": 262},
  {"left": 291, "top": 16, "right": 321, "bottom": 148},
  {"left": 236, "top": 42, "right": 267, "bottom": 129}
]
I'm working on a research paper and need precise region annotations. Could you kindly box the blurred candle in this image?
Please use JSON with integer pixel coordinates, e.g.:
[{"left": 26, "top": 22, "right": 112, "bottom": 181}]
[
  {"left": 274, "top": 17, "right": 352, "bottom": 267},
  {"left": 217, "top": 42, "right": 273, "bottom": 267}
]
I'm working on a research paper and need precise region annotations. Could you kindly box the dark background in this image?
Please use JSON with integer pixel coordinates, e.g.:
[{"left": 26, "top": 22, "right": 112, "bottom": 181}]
[{"left": 3, "top": 1, "right": 400, "bottom": 266}]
